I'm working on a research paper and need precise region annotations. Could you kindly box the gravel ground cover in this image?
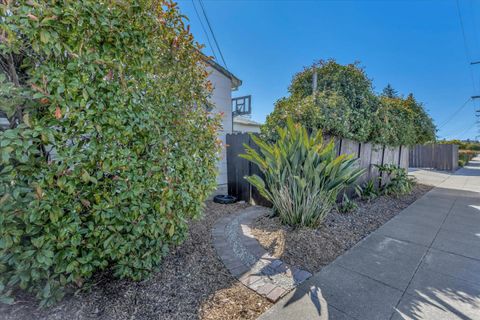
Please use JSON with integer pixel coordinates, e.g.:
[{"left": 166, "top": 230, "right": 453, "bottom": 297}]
[
  {"left": 250, "top": 184, "right": 433, "bottom": 273},
  {"left": 0, "top": 201, "right": 272, "bottom": 320}
]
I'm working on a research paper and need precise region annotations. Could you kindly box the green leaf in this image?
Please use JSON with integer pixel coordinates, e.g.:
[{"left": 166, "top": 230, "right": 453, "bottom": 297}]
[
  {"left": 0, "top": 295, "right": 14, "bottom": 305},
  {"left": 81, "top": 171, "right": 91, "bottom": 182},
  {"left": 1, "top": 146, "right": 13, "bottom": 163},
  {"left": 40, "top": 30, "right": 50, "bottom": 43},
  {"left": 31, "top": 237, "right": 45, "bottom": 248}
]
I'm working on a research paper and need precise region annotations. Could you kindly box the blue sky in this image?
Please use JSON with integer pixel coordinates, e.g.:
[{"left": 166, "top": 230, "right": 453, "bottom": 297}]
[{"left": 178, "top": 0, "right": 480, "bottom": 140}]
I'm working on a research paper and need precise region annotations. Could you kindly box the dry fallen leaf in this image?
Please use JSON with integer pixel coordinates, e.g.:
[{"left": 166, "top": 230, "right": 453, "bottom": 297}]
[
  {"left": 55, "top": 106, "right": 62, "bottom": 119},
  {"left": 81, "top": 199, "right": 91, "bottom": 208},
  {"left": 27, "top": 13, "right": 39, "bottom": 21}
]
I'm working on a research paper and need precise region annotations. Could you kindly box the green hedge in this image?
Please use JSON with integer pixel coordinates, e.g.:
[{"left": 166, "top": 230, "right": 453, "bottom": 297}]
[{"left": 0, "top": 0, "right": 220, "bottom": 306}]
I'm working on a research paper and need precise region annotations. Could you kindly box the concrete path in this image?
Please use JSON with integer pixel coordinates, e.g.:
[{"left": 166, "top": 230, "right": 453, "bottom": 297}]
[
  {"left": 260, "top": 158, "right": 480, "bottom": 320},
  {"left": 408, "top": 168, "right": 452, "bottom": 187}
]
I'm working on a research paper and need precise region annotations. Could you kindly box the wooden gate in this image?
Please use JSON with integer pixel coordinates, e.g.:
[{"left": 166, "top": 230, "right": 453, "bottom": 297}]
[{"left": 226, "top": 133, "right": 270, "bottom": 206}]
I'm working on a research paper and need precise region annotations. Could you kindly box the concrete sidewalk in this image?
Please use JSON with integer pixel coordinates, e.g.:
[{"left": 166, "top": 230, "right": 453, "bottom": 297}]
[{"left": 260, "top": 158, "right": 480, "bottom": 320}]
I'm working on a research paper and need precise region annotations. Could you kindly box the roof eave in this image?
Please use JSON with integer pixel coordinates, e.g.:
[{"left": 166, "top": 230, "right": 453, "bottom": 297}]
[{"left": 203, "top": 56, "right": 242, "bottom": 90}]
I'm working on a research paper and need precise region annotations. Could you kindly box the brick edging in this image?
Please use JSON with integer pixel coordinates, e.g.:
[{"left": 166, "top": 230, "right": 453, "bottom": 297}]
[{"left": 212, "top": 206, "right": 312, "bottom": 302}]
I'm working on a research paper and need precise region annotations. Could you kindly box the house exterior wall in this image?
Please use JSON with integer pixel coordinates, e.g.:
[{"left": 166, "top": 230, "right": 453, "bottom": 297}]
[
  {"left": 233, "top": 122, "right": 261, "bottom": 133},
  {"left": 206, "top": 65, "right": 233, "bottom": 195}
]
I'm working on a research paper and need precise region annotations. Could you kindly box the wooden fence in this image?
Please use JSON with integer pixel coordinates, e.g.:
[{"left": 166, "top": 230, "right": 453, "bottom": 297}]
[
  {"left": 226, "top": 133, "right": 409, "bottom": 204},
  {"left": 409, "top": 144, "right": 459, "bottom": 171}
]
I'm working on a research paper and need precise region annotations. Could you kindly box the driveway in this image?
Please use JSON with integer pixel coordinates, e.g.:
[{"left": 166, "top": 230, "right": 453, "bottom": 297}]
[{"left": 259, "top": 158, "right": 480, "bottom": 320}]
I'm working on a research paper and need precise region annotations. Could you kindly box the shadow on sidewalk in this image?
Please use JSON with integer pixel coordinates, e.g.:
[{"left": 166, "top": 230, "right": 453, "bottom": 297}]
[{"left": 266, "top": 186, "right": 480, "bottom": 320}]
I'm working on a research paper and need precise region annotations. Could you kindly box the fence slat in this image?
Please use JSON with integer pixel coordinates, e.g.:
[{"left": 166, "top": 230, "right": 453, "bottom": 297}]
[
  {"left": 227, "top": 133, "right": 411, "bottom": 203},
  {"left": 409, "top": 144, "right": 458, "bottom": 171}
]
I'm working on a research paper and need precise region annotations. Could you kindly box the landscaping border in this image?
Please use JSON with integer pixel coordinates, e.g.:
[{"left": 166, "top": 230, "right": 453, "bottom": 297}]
[{"left": 211, "top": 206, "right": 312, "bottom": 302}]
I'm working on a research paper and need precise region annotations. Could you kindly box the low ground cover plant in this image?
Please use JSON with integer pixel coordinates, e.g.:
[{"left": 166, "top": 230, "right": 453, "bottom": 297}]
[
  {"left": 338, "top": 193, "right": 358, "bottom": 213},
  {"left": 240, "top": 119, "right": 364, "bottom": 227},
  {"left": 354, "top": 165, "right": 414, "bottom": 204},
  {"left": 459, "top": 150, "right": 477, "bottom": 167},
  {"left": 0, "top": 0, "right": 220, "bottom": 306},
  {"left": 355, "top": 179, "right": 378, "bottom": 202},
  {"left": 376, "top": 164, "right": 415, "bottom": 196}
]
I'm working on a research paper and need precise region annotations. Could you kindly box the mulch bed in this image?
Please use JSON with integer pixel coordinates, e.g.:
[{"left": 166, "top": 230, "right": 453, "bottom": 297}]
[
  {"left": 0, "top": 201, "right": 272, "bottom": 320},
  {"left": 1, "top": 184, "right": 432, "bottom": 320},
  {"left": 250, "top": 184, "right": 433, "bottom": 273}
]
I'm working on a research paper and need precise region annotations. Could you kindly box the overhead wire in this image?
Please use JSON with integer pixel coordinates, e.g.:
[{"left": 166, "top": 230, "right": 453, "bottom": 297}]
[
  {"left": 437, "top": 98, "right": 472, "bottom": 129},
  {"left": 191, "top": 0, "right": 219, "bottom": 62},
  {"left": 455, "top": 0, "right": 479, "bottom": 139},
  {"left": 468, "top": 0, "right": 480, "bottom": 132},
  {"left": 198, "top": 0, "right": 228, "bottom": 69},
  {"left": 456, "top": 0, "right": 478, "bottom": 94},
  {"left": 469, "top": 0, "right": 480, "bottom": 59},
  {"left": 448, "top": 121, "right": 477, "bottom": 139}
]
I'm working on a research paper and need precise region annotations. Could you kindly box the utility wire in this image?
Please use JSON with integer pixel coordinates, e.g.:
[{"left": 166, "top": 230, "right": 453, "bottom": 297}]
[
  {"left": 457, "top": 0, "right": 479, "bottom": 92},
  {"left": 198, "top": 0, "right": 228, "bottom": 69},
  {"left": 456, "top": 0, "right": 479, "bottom": 138},
  {"left": 468, "top": 0, "right": 480, "bottom": 104},
  {"left": 441, "top": 120, "right": 475, "bottom": 139},
  {"left": 437, "top": 98, "right": 472, "bottom": 129},
  {"left": 448, "top": 121, "right": 477, "bottom": 139},
  {"left": 469, "top": 0, "right": 480, "bottom": 57},
  {"left": 191, "top": 0, "right": 219, "bottom": 62}
]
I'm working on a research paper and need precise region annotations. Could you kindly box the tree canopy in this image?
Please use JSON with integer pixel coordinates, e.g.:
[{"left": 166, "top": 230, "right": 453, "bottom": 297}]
[{"left": 262, "top": 60, "right": 437, "bottom": 146}]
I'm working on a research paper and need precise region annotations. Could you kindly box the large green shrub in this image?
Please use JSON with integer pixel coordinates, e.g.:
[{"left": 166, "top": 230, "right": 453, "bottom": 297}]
[
  {"left": 262, "top": 60, "right": 437, "bottom": 146},
  {"left": 263, "top": 60, "right": 377, "bottom": 143},
  {"left": 241, "top": 119, "right": 364, "bottom": 227},
  {"left": 0, "top": 0, "right": 220, "bottom": 305}
]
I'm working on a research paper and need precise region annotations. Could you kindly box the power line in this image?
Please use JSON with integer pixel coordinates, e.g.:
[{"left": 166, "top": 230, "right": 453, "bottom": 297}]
[
  {"left": 451, "top": 121, "right": 477, "bottom": 139},
  {"left": 198, "top": 0, "right": 228, "bottom": 69},
  {"left": 441, "top": 120, "right": 476, "bottom": 139},
  {"left": 456, "top": 0, "right": 479, "bottom": 138},
  {"left": 457, "top": 0, "right": 479, "bottom": 94},
  {"left": 191, "top": 0, "right": 219, "bottom": 62},
  {"left": 469, "top": 0, "right": 480, "bottom": 62},
  {"left": 437, "top": 98, "right": 472, "bottom": 129}
]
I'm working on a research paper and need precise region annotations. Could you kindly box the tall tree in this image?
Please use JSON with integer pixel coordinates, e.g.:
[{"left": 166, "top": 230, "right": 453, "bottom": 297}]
[
  {"left": 381, "top": 84, "right": 398, "bottom": 98},
  {"left": 262, "top": 60, "right": 437, "bottom": 146},
  {"left": 263, "top": 60, "right": 378, "bottom": 142}
]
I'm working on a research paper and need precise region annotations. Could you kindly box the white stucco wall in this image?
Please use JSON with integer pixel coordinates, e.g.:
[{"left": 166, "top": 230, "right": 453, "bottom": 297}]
[
  {"left": 206, "top": 66, "right": 233, "bottom": 195},
  {"left": 233, "top": 122, "right": 261, "bottom": 133}
]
